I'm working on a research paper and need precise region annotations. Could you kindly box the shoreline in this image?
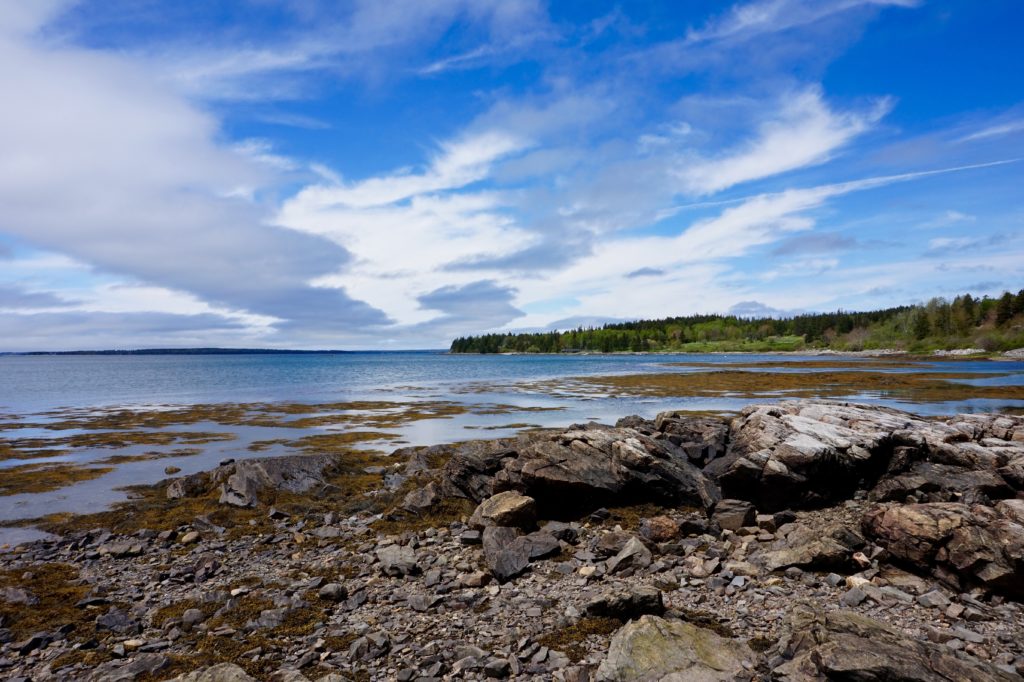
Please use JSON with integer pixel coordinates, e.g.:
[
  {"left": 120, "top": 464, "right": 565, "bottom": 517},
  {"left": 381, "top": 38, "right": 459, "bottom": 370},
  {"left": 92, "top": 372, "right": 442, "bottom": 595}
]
[{"left": 1, "top": 399, "right": 1022, "bottom": 680}]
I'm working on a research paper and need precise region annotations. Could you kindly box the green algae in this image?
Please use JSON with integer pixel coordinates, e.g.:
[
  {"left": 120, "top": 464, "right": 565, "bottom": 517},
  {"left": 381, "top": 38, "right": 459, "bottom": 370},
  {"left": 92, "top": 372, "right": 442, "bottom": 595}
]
[{"left": 0, "top": 463, "right": 115, "bottom": 496}]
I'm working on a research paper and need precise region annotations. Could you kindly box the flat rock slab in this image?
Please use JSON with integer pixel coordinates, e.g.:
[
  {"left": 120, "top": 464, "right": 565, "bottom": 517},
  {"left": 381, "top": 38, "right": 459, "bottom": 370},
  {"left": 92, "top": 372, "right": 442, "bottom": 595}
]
[
  {"left": 773, "top": 603, "right": 1018, "bottom": 682},
  {"left": 595, "top": 615, "right": 753, "bottom": 681}
]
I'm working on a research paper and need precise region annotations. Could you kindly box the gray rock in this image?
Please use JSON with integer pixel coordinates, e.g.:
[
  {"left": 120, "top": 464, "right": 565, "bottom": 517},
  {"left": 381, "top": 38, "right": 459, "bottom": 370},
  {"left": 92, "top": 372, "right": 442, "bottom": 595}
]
[
  {"left": 215, "top": 454, "right": 342, "bottom": 508},
  {"left": 772, "top": 602, "right": 1016, "bottom": 681},
  {"left": 482, "top": 526, "right": 530, "bottom": 583},
  {"left": 606, "top": 537, "right": 652, "bottom": 575},
  {"left": 585, "top": 585, "right": 665, "bottom": 621},
  {"left": 469, "top": 491, "right": 537, "bottom": 529},
  {"left": 712, "top": 499, "right": 756, "bottom": 531},
  {"left": 376, "top": 544, "right": 419, "bottom": 577},
  {"left": 595, "top": 615, "right": 753, "bottom": 681},
  {"left": 318, "top": 583, "right": 348, "bottom": 602}
]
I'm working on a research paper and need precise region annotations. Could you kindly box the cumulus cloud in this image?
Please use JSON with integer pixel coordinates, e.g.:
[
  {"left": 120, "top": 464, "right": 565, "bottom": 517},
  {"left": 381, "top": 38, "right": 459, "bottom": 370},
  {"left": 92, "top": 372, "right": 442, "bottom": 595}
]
[{"left": 0, "top": 4, "right": 388, "bottom": 340}]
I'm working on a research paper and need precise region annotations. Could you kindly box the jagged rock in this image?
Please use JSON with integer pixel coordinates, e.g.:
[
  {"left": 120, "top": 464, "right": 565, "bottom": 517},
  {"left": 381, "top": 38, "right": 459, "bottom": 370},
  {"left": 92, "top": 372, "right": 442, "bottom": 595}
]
[
  {"left": 521, "top": 531, "right": 561, "bottom": 560},
  {"left": 869, "top": 461, "right": 1013, "bottom": 504},
  {"left": 165, "top": 472, "right": 209, "bottom": 500},
  {"left": 862, "top": 502, "right": 1024, "bottom": 598},
  {"left": 376, "top": 544, "right": 419, "bottom": 577},
  {"left": 442, "top": 424, "right": 720, "bottom": 515},
  {"left": 760, "top": 522, "right": 864, "bottom": 573},
  {"left": 772, "top": 602, "right": 1017, "bottom": 681},
  {"left": 167, "top": 663, "right": 258, "bottom": 681},
  {"left": 400, "top": 480, "right": 442, "bottom": 512},
  {"left": 482, "top": 526, "right": 530, "bottom": 583},
  {"left": 606, "top": 536, "right": 652, "bottom": 575},
  {"left": 712, "top": 499, "right": 756, "bottom": 531},
  {"left": 706, "top": 401, "right": 1024, "bottom": 512},
  {"left": 595, "top": 615, "right": 753, "bottom": 681},
  {"left": 469, "top": 491, "right": 537, "bottom": 529},
  {"left": 585, "top": 585, "right": 665, "bottom": 620},
  {"left": 623, "top": 412, "right": 730, "bottom": 466},
  {"left": 216, "top": 454, "right": 342, "bottom": 508}
]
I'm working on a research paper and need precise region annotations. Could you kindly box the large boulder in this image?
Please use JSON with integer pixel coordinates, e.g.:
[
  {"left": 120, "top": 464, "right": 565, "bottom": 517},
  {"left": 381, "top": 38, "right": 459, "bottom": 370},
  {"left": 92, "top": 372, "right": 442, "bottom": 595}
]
[
  {"left": 706, "top": 401, "right": 1024, "bottom": 512},
  {"left": 862, "top": 502, "right": 1024, "bottom": 598},
  {"left": 443, "top": 423, "right": 720, "bottom": 515},
  {"left": 595, "top": 615, "right": 754, "bottom": 681},
  {"left": 216, "top": 454, "right": 342, "bottom": 507},
  {"left": 469, "top": 491, "right": 537, "bottom": 529},
  {"left": 772, "top": 602, "right": 1018, "bottom": 681}
]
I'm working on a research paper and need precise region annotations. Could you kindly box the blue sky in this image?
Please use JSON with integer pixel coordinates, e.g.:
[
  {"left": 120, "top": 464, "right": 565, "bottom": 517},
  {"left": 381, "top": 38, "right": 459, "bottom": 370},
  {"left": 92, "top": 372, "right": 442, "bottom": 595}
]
[{"left": 0, "top": 0, "right": 1022, "bottom": 350}]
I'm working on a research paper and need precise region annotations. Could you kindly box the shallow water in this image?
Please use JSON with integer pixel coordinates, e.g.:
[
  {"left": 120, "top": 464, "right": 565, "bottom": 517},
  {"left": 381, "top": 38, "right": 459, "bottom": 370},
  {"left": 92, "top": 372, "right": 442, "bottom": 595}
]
[{"left": 1, "top": 351, "right": 1022, "bottom": 545}]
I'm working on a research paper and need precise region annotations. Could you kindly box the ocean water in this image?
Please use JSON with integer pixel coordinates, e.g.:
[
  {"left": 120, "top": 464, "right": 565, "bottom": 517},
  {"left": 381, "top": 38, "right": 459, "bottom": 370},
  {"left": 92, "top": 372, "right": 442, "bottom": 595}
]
[{"left": 1, "top": 351, "right": 1022, "bottom": 543}]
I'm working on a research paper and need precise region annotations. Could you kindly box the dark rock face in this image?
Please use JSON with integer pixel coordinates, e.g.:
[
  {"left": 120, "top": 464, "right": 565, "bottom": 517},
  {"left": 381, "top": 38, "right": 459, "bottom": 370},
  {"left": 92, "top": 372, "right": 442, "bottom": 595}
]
[
  {"left": 442, "top": 422, "right": 720, "bottom": 516},
  {"left": 712, "top": 499, "right": 756, "bottom": 531},
  {"left": 618, "top": 412, "right": 730, "bottom": 467},
  {"left": 869, "top": 461, "right": 1013, "bottom": 505},
  {"left": 772, "top": 602, "right": 1018, "bottom": 681},
  {"left": 863, "top": 502, "right": 1024, "bottom": 598}
]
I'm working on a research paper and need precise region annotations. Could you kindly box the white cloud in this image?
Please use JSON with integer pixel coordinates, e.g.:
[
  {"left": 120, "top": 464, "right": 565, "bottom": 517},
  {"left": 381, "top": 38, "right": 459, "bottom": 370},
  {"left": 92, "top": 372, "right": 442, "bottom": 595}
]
[
  {"left": 686, "top": 0, "right": 921, "bottom": 44},
  {"left": 958, "top": 119, "right": 1024, "bottom": 143},
  {"left": 677, "top": 88, "right": 890, "bottom": 195}
]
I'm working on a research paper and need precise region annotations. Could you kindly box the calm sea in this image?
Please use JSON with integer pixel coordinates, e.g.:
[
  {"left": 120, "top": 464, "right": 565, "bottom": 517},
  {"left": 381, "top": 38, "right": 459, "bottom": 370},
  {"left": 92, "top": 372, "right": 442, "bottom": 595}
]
[{"left": 0, "top": 351, "right": 1021, "bottom": 543}]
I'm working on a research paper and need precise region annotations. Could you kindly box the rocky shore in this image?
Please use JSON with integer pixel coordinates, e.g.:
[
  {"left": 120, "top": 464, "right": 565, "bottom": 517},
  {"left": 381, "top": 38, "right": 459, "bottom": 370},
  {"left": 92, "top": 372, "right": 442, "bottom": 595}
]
[{"left": 2, "top": 400, "right": 1024, "bottom": 681}]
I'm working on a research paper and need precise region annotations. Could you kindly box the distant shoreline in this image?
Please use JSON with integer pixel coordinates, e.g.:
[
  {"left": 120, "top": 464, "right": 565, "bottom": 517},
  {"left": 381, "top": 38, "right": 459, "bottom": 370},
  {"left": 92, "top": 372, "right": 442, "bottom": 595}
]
[{"left": 0, "top": 348, "right": 446, "bottom": 356}]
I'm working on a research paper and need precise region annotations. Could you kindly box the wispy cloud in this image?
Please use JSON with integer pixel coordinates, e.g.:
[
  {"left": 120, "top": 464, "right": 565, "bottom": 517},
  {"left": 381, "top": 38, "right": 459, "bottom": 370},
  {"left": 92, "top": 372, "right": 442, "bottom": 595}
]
[{"left": 685, "top": 0, "right": 920, "bottom": 44}]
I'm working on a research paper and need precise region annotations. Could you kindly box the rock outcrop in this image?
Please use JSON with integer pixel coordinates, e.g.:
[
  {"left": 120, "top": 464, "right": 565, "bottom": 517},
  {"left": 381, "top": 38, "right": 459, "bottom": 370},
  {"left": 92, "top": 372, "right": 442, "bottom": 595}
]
[
  {"left": 772, "top": 602, "right": 1018, "bottom": 681},
  {"left": 706, "top": 402, "right": 1024, "bottom": 512},
  {"left": 862, "top": 501, "right": 1024, "bottom": 598},
  {"left": 442, "top": 422, "right": 720, "bottom": 515}
]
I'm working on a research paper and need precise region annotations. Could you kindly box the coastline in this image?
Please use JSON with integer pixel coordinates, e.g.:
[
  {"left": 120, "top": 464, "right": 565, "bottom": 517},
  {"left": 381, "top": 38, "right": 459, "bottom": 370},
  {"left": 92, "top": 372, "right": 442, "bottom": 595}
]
[{"left": 2, "top": 399, "right": 1023, "bottom": 680}]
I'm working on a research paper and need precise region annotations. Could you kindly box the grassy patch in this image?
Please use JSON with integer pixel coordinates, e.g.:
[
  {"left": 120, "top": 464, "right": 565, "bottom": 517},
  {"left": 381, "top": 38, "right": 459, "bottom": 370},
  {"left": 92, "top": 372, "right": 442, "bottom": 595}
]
[
  {"left": 0, "top": 563, "right": 93, "bottom": 641},
  {"left": 677, "top": 607, "right": 734, "bottom": 637},
  {"left": 536, "top": 616, "right": 622, "bottom": 662},
  {"left": 372, "top": 496, "right": 476, "bottom": 535}
]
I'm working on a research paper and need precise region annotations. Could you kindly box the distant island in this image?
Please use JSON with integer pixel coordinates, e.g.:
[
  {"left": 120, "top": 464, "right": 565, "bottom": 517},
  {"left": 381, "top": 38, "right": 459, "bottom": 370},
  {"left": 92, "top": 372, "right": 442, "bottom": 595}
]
[
  {"left": 451, "top": 290, "right": 1024, "bottom": 354},
  {"left": 3, "top": 348, "right": 358, "bottom": 356}
]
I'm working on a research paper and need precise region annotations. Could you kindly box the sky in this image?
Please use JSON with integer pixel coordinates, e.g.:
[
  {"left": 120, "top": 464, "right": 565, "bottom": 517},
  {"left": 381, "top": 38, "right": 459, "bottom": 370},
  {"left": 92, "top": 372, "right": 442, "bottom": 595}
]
[{"left": 0, "top": 0, "right": 1022, "bottom": 351}]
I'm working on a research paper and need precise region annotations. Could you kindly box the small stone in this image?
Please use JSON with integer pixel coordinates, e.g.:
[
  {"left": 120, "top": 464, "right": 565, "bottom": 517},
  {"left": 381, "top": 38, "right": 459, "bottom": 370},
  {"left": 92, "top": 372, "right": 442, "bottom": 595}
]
[
  {"left": 318, "top": 583, "right": 347, "bottom": 603},
  {"left": 917, "top": 590, "right": 951, "bottom": 609},
  {"left": 841, "top": 587, "right": 867, "bottom": 607},
  {"left": 179, "top": 531, "right": 201, "bottom": 545},
  {"left": 484, "top": 658, "right": 511, "bottom": 678}
]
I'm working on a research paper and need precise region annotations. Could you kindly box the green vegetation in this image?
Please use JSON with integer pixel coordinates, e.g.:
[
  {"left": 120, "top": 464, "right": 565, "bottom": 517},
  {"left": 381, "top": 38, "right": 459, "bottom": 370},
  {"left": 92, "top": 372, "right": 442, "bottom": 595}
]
[{"left": 450, "top": 290, "right": 1024, "bottom": 353}]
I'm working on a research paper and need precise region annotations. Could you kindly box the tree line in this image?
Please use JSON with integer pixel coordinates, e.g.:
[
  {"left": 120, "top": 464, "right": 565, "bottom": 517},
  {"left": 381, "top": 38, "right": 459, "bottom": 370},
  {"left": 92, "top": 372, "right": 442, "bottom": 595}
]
[{"left": 449, "top": 290, "right": 1024, "bottom": 354}]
